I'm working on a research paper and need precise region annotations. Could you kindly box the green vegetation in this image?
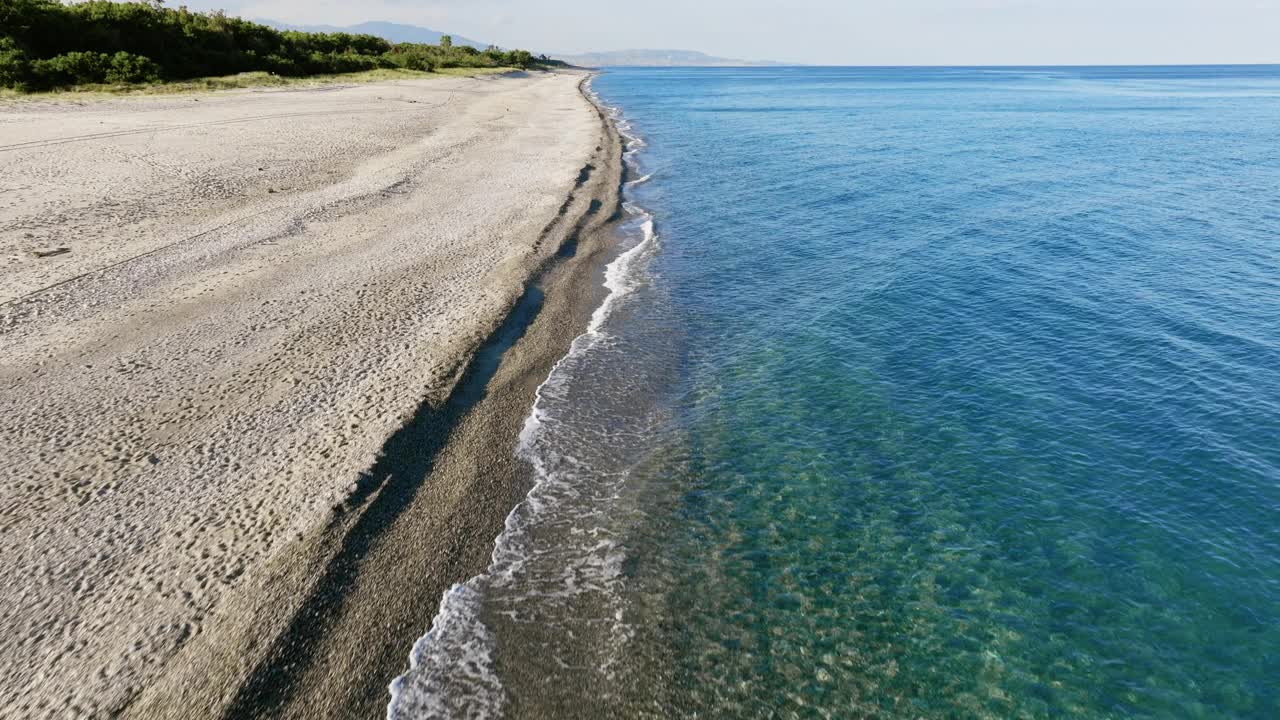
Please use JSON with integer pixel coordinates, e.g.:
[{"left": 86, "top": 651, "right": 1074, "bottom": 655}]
[
  {"left": 0, "top": 1, "right": 559, "bottom": 92},
  {"left": 0, "top": 67, "right": 524, "bottom": 100}
]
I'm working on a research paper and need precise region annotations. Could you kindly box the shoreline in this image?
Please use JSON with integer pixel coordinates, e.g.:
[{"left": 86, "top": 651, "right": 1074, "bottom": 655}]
[
  {"left": 386, "top": 81, "right": 663, "bottom": 718},
  {"left": 0, "top": 70, "right": 618, "bottom": 717},
  {"left": 124, "top": 76, "right": 626, "bottom": 718}
]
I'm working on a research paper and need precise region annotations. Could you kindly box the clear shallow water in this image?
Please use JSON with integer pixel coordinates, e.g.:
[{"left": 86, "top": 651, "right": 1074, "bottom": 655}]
[{"left": 392, "top": 67, "right": 1280, "bottom": 718}]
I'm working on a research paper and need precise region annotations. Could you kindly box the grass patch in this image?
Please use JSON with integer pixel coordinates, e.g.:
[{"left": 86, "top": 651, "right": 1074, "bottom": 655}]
[{"left": 0, "top": 66, "right": 525, "bottom": 99}]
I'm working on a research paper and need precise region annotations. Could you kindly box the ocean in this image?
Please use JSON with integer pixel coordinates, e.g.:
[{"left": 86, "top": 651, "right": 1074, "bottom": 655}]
[{"left": 390, "top": 66, "right": 1280, "bottom": 718}]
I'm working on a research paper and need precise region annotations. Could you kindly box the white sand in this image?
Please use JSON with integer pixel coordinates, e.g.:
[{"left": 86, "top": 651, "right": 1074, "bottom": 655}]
[{"left": 0, "top": 71, "right": 599, "bottom": 718}]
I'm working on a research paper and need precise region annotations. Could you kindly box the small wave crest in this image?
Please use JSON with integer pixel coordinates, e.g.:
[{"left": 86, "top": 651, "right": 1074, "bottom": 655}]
[{"left": 386, "top": 585, "right": 501, "bottom": 720}]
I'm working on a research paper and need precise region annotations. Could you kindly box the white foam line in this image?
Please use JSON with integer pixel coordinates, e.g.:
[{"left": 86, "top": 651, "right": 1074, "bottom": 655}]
[{"left": 386, "top": 78, "right": 659, "bottom": 720}]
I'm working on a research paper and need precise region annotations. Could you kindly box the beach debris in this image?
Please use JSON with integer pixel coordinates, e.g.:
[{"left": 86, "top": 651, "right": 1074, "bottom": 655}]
[{"left": 32, "top": 247, "right": 70, "bottom": 258}]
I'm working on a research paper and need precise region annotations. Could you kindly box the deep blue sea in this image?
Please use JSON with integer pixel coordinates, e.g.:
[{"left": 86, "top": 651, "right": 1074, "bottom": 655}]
[{"left": 391, "top": 67, "right": 1280, "bottom": 719}]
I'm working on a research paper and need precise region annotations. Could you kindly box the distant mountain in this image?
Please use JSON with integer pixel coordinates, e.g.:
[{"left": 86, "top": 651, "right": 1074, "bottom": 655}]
[
  {"left": 553, "top": 49, "right": 786, "bottom": 67},
  {"left": 258, "top": 20, "right": 487, "bottom": 49}
]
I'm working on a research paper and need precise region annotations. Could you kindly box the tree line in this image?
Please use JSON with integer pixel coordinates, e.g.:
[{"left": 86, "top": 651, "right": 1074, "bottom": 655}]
[{"left": 0, "top": 0, "right": 556, "bottom": 91}]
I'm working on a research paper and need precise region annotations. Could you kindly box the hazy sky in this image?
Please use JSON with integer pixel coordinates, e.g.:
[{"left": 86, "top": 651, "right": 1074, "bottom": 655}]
[{"left": 179, "top": 0, "right": 1280, "bottom": 65}]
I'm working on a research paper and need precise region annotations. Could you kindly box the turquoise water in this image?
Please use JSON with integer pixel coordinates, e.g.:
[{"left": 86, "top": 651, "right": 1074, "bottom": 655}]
[{"left": 392, "top": 67, "right": 1280, "bottom": 718}]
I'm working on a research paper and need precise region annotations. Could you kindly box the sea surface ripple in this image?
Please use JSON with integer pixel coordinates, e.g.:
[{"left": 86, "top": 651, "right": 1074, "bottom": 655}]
[{"left": 398, "top": 66, "right": 1280, "bottom": 719}]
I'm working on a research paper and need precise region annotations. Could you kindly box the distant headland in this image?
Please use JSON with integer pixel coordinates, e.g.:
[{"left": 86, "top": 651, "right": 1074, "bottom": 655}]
[{"left": 553, "top": 49, "right": 788, "bottom": 67}]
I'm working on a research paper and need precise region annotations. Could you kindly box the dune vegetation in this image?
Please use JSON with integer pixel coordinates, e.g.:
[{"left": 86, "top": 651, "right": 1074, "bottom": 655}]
[{"left": 0, "top": 0, "right": 559, "bottom": 92}]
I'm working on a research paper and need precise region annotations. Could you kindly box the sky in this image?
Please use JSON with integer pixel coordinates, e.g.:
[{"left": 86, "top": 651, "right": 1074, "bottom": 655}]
[{"left": 177, "top": 0, "right": 1280, "bottom": 65}]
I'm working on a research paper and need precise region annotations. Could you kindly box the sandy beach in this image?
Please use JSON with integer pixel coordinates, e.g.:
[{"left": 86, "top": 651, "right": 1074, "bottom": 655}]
[{"left": 0, "top": 70, "right": 621, "bottom": 718}]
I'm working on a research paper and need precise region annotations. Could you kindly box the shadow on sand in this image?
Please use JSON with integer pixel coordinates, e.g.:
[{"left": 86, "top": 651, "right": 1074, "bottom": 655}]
[{"left": 222, "top": 281, "right": 546, "bottom": 717}]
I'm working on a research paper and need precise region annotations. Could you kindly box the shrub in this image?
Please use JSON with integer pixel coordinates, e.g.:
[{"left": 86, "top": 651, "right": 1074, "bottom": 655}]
[
  {"left": 105, "top": 52, "right": 160, "bottom": 83},
  {"left": 30, "top": 51, "right": 114, "bottom": 86},
  {"left": 506, "top": 50, "right": 534, "bottom": 68},
  {"left": 0, "top": 38, "right": 30, "bottom": 89},
  {"left": 323, "top": 51, "right": 381, "bottom": 74},
  {"left": 384, "top": 44, "right": 436, "bottom": 72},
  {"left": 263, "top": 53, "right": 297, "bottom": 75}
]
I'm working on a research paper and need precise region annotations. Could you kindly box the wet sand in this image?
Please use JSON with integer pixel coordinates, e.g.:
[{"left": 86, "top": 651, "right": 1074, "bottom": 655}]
[{"left": 0, "top": 70, "right": 621, "bottom": 718}]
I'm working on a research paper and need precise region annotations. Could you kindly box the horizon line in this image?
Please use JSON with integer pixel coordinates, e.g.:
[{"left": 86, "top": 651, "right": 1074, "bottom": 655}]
[{"left": 577, "top": 62, "right": 1280, "bottom": 69}]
